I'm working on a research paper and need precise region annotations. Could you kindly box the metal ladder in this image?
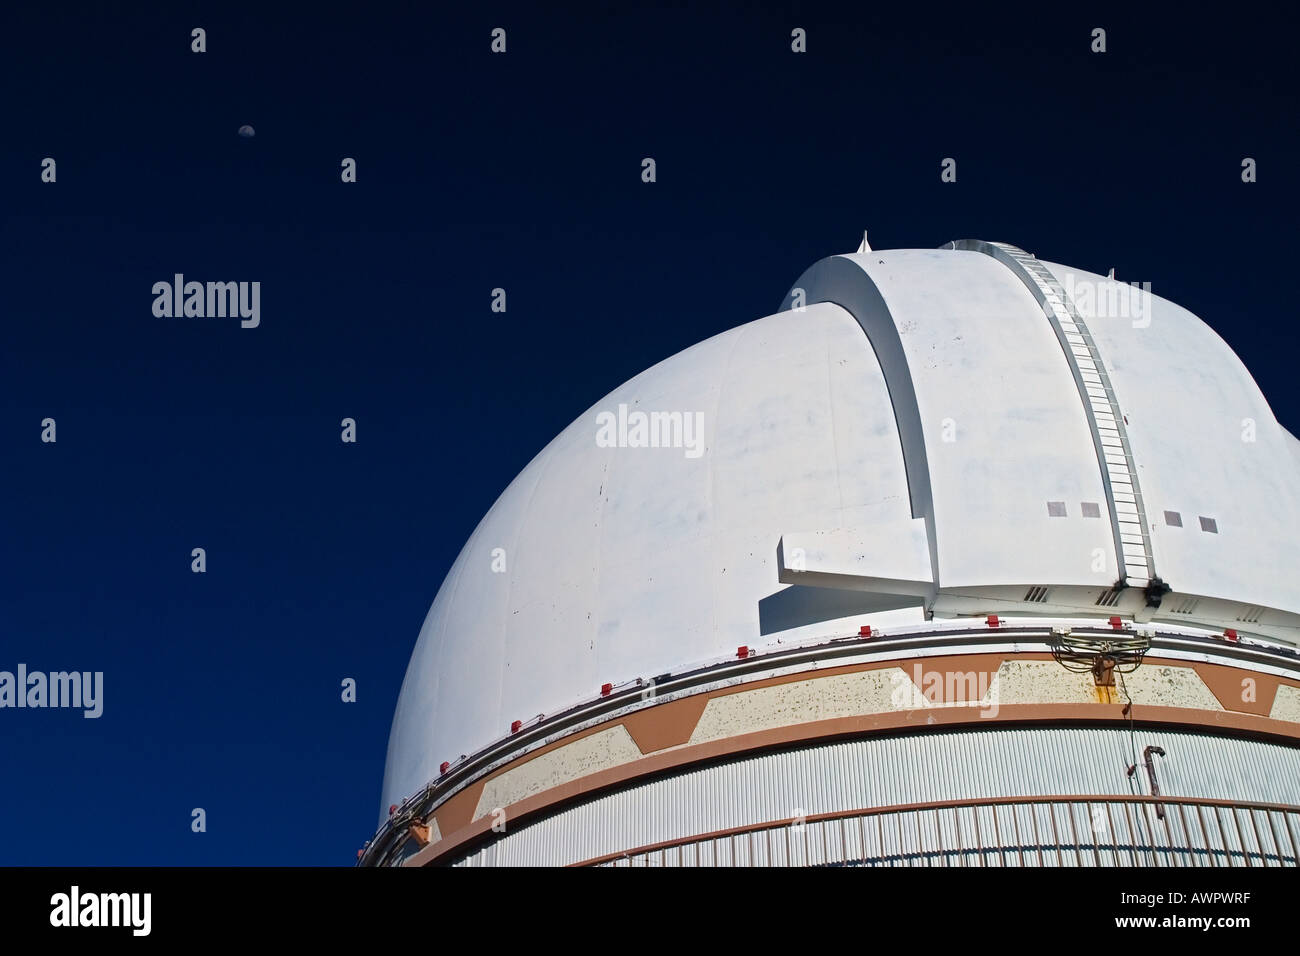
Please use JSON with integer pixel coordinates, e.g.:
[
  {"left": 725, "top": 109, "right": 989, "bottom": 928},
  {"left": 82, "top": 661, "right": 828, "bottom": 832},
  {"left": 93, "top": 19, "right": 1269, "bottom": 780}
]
[{"left": 944, "top": 240, "right": 1155, "bottom": 589}]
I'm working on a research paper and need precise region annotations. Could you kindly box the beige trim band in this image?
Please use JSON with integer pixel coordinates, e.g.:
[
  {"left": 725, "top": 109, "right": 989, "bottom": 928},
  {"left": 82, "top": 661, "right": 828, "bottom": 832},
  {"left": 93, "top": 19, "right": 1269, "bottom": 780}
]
[{"left": 405, "top": 652, "right": 1300, "bottom": 866}]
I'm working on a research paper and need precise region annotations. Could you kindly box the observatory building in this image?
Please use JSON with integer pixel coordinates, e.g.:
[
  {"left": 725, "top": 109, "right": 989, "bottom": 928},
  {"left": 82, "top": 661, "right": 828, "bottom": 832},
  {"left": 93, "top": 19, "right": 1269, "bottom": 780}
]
[{"left": 362, "top": 239, "right": 1300, "bottom": 867}]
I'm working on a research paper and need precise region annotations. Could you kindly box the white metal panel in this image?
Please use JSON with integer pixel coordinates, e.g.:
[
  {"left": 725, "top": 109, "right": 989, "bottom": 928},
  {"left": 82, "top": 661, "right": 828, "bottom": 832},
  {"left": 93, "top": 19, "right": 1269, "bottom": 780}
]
[
  {"left": 1043, "top": 262, "right": 1300, "bottom": 614},
  {"left": 949, "top": 241, "right": 1156, "bottom": 589},
  {"left": 785, "top": 250, "right": 1116, "bottom": 590},
  {"left": 870, "top": 250, "right": 1114, "bottom": 589}
]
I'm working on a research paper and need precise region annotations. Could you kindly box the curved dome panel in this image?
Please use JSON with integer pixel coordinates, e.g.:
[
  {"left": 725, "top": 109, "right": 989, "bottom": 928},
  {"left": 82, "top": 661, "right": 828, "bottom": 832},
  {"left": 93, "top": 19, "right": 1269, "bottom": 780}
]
[
  {"left": 381, "top": 301, "right": 922, "bottom": 812},
  {"left": 1042, "top": 261, "right": 1300, "bottom": 615},
  {"left": 785, "top": 249, "right": 1117, "bottom": 589}
]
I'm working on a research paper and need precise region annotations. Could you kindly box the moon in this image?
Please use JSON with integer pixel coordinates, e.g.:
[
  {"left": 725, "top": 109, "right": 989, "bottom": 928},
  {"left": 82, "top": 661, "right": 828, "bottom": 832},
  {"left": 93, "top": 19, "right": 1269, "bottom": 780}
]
[{"left": 238, "top": 125, "right": 255, "bottom": 139}]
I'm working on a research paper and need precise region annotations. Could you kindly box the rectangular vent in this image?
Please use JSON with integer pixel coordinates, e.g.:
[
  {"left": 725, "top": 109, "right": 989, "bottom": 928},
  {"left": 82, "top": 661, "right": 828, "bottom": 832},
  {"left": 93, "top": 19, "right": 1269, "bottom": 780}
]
[
  {"left": 1170, "top": 597, "right": 1199, "bottom": 615},
  {"left": 1237, "top": 605, "right": 1264, "bottom": 624},
  {"left": 1095, "top": 588, "right": 1122, "bottom": 608},
  {"left": 1024, "top": 586, "right": 1050, "bottom": 603}
]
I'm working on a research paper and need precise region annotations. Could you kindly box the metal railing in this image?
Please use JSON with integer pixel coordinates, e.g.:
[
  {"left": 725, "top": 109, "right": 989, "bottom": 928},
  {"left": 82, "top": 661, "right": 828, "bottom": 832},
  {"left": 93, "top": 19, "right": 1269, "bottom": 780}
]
[{"left": 579, "top": 795, "right": 1300, "bottom": 868}]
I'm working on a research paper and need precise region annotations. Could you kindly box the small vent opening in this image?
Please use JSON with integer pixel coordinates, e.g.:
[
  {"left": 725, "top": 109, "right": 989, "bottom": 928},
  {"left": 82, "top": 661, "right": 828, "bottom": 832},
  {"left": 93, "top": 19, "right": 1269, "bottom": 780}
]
[
  {"left": 1024, "top": 586, "right": 1050, "bottom": 603},
  {"left": 1095, "top": 588, "right": 1122, "bottom": 608}
]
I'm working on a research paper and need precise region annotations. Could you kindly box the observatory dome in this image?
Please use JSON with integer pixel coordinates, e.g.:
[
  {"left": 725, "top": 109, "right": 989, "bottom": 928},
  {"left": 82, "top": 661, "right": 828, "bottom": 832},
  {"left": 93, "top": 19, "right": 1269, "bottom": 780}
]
[{"left": 372, "top": 241, "right": 1300, "bottom": 867}]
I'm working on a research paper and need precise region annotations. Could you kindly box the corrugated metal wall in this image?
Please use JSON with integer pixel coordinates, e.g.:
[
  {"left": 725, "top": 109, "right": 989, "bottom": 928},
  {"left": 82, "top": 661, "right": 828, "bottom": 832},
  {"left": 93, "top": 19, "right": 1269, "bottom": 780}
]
[
  {"left": 604, "top": 800, "right": 1299, "bottom": 868},
  {"left": 450, "top": 727, "right": 1300, "bottom": 867}
]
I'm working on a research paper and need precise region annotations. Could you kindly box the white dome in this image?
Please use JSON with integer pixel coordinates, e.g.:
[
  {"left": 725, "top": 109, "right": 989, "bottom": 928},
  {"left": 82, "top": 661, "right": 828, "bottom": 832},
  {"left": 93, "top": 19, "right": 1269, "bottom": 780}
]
[{"left": 380, "top": 243, "right": 1300, "bottom": 817}]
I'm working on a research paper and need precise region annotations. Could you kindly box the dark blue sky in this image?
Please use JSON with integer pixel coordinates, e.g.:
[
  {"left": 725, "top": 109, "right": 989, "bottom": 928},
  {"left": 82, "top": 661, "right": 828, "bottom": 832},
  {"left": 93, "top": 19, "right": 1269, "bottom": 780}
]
[{"left": 2, "top": 2, "right": 1295, "bottom": 864}]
